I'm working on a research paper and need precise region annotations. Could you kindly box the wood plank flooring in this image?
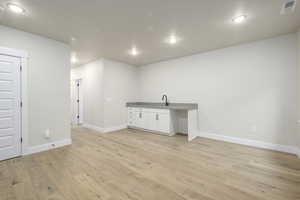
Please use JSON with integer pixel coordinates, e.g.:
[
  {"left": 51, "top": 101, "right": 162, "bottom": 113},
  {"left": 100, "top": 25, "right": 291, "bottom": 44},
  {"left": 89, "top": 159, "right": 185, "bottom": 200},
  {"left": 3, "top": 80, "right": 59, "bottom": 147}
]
[{"left": 1, "top": 127, "right": 300, "bottom": 200}]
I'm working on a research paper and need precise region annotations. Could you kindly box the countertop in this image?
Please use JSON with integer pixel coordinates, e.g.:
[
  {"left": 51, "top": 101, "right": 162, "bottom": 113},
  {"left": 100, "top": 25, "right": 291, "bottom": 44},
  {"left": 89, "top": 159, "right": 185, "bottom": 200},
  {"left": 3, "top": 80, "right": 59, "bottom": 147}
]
[{"left": 126, "top": 102, "right": 198, "bottom": 110}]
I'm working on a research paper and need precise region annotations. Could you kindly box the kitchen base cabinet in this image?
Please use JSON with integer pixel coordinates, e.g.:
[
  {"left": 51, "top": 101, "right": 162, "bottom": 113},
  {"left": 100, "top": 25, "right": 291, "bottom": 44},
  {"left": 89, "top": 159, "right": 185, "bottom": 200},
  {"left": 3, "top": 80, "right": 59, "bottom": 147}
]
[
  {"left": 127, "top": 102, "right": 199, "bottom": 141},
  {"left": 156, "top": 113, "right": 170, "bottom": 133},
  {"left": 127, "top": 107, "right": 175, "bottom": 136}
]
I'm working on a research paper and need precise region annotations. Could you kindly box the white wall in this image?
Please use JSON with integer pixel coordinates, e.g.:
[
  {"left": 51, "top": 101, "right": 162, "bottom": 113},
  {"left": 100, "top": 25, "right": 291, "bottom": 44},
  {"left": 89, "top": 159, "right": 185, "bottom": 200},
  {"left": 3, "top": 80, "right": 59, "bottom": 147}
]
[
  {"left": 102, "top": 59, "right": 138, "bottom": 128},
  {"left": 138, "top": 34, "right": 297, "bottom": 146},
  {"left": 71, "top": 58, "right": 138, "bottom": 129},
  {"left": 71, "top": 60, "right": 105, "bottom": 127},
  {"left": 0, "top": 25, "right": 71, "bottom": 147}
]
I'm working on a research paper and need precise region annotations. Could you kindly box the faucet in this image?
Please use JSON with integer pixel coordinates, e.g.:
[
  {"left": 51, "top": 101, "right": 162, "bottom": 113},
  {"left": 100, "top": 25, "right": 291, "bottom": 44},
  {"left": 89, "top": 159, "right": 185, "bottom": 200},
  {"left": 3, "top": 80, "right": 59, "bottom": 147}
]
[{"left": 162, "top": 94, "right": 169, "bottom": 106}]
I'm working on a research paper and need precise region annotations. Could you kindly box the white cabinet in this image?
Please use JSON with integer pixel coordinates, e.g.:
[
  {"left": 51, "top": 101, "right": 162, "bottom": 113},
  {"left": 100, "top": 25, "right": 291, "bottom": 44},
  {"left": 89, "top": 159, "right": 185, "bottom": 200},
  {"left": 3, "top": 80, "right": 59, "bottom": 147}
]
[
  {"left": 127, "top": 109, "right": 136, "bottom": 127},
  {"left": 128, "top": 108, "right": 143, "bottom": 128},
  {"left": 127, "top": 107, "right": 173, "bottom": 136},
  {"left": 156, "top": 113, "right": 170, "bottom": 133},
  {"left": 143, "top": 112, "right": 156, "bottom": 130},
  {"left": 136, "top": 111, "right": 146, "bottom": 128},
  {"left": 132, "top": 111, "right": 140, "bottom": 127}
]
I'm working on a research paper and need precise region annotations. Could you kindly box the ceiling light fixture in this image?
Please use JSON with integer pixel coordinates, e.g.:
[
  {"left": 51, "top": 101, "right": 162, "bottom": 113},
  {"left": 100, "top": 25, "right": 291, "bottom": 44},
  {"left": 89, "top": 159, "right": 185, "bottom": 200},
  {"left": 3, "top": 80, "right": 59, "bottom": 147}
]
[
  {"left": 71, "top": 55, "right": 78, "bottom": 64},
  {"left": 169, "top": 34, "right": 178, "bottom": 44},
  {"left": 129, "top": 47, "right": 139, "bottom": 56},
  {"left": 7, "top": 3, "right": 25, "bottom": 14},
  {"left": 165, "top": 34, "right": 180, "bottom": 45},
  {"left": 232, "top": 15, "right": 247, "bottom": 23}
]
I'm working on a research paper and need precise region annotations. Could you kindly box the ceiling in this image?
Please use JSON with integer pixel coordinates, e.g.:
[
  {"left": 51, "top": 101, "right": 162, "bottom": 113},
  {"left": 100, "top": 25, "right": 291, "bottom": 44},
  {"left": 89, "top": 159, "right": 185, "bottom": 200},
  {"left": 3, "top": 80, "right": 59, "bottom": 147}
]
[{"left": 0, "top": 0, "right": 299, "bottom": 66}]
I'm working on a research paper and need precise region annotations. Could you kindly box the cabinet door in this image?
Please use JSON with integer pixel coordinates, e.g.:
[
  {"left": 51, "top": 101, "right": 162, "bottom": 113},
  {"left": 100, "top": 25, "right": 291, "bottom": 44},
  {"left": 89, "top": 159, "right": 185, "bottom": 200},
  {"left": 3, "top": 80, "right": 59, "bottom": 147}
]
[
  {"left": 144, "top": 112, "right": 156, "bottom": 130},
  {"left": 127, "top": 110, "right": 136, "bottom": 126},
  {"left": 135, "top": 111, "right": 146, "bottom": 128},
  {"left": 156, "top": 113, "right": 170, "bottom": 133}
]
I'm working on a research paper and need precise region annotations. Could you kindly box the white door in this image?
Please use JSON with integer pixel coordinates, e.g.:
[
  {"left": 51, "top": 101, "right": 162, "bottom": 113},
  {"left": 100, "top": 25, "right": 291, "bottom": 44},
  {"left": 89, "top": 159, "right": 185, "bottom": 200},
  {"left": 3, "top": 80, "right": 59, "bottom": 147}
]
[{"left": 0, "top": 55, "right": 21, "bottom": 161}]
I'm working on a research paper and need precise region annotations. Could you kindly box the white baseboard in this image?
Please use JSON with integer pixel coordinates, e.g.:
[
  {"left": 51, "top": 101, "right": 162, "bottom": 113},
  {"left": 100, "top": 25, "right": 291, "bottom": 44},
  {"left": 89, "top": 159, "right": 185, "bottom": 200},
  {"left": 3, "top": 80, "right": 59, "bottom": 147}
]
[
  {"left": 82, "top": 123, "right": 105, "bottom": 133},
  {"left": 24, "top": 138, "right": 72, "bottom": 155},
  {"left": 103, "top": 124, "right": 127, "bottom": 133},
  {"left": 188, "top": 132, "right": 198, "bottom": 142},
  {"left": 81, "top": 124, "right": 300, "bottom": 158},
  {"left": 82, "top": 123, "right": 127, "bottom": 133},
  {"left": 198, "top": 132, "right": 299, "bottom": 156}
]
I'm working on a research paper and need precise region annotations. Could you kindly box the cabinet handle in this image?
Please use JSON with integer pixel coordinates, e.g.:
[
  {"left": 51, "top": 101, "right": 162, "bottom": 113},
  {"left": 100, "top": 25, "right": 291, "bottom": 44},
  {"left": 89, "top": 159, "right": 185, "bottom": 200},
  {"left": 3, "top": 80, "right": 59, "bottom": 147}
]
[
  {"left": 139, "top": 112, "right": 142, "bottom": 118},
  {"left": 156, "top": 113, "right": 159, "bottom": 120}
]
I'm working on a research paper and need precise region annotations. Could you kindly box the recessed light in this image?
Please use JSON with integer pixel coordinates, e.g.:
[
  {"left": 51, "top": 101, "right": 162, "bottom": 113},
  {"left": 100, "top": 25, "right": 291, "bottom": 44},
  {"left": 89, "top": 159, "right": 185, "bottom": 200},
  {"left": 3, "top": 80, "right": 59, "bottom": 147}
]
[
  {"left": 7, "top": 3, "right": 25, "bottom": 14},
  {"left": 169, "top": 35, "right": 177, "bottom": 44},
  {"left": 232, "top": 15, "right": 247, "bottom": 23},
  {"left": 70, "top": 55, "right": 78, "bottom": 64},
  {"left": 129, "top": 47, "right": 139, "bottom": 56},
  {"left": 165, "top": 34, "right": 180, "bottom": 45}
]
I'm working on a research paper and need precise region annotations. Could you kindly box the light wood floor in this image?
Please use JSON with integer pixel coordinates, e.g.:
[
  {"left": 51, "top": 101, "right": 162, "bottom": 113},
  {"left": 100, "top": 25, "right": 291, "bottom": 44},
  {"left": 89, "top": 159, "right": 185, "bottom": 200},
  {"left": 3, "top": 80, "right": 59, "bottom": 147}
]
[{"left": 1, "top": 128, "right": 300, "bottom": 200}]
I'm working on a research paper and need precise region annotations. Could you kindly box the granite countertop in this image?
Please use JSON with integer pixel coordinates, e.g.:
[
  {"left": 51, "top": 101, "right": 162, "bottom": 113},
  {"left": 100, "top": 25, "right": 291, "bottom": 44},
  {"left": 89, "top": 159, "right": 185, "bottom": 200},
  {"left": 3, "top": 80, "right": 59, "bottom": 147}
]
[{"left": 126, "top": 102, "right": 198, "bottom": 110}]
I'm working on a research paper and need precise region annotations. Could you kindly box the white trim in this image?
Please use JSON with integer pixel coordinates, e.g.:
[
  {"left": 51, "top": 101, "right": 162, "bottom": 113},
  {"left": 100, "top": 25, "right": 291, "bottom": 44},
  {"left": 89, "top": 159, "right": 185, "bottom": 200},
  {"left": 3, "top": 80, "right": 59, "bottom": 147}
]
[
  {"left": 82, "top": 123, "right": 105, "bottom": 133},
  {"left": 103, "top": 124, "right": 127, "bottom": 133},
  {"left": 24, "top": 139, "right": 72, "bottom": 155},
  {"left": 20, "top": 57, "right": 29, "bottom": 156},
  {"left": 0, "top": 47, "right": 29, "bottom": 157},
  {"left": 82, "top": 123, "right": 127, "bottom": 133},
  {"left": 198, "top": 132, "right": 299, "bottom": 155},
  {"left": 188, "top": 132, "right": 198, "bottom": 141},
  {"left": 82, "top": 123, "right": 300, "bottom": 157},
  {"left": 0, "top": 47, "right": 28, "bottom": 58}
]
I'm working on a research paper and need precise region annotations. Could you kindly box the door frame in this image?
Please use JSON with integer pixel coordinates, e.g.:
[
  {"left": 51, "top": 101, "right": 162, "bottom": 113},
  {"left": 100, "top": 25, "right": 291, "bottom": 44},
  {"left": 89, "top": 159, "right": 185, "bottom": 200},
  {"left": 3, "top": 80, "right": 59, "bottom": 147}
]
[
  {"left": 75, "top": 79, "right": 83, "bottom": 125},
  {"left": 71, "top": 78, "right": 83, "bottom": 125},
  {"left": 0, "top": 47, "right": 28, "bottom": 156}
]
